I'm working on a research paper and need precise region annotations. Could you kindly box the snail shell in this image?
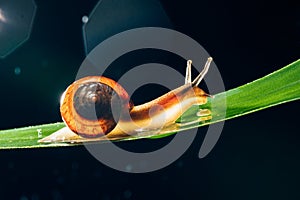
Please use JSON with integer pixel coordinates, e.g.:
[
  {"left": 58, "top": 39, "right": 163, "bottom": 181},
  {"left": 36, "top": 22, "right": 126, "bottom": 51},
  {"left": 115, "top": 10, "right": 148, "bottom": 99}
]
[{"left": 60, "top": 76, "right": 133, "bottom": 138}]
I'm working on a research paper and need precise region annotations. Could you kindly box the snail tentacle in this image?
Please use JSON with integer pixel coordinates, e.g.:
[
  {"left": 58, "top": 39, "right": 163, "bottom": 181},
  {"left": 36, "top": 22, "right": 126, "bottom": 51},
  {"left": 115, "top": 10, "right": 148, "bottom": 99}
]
[
  {"left": 192, "top": 57, "right": 212, "bottom": 87},
  {"left": 185, "top": 60, "right": 192, "bottom": 84}
]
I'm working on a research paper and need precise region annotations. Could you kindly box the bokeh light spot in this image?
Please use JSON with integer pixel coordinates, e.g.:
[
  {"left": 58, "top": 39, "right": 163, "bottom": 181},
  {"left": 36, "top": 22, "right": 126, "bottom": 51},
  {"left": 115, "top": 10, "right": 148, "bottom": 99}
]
[{"left": 14, "top": 67, "right": 21, "bottom": 75}]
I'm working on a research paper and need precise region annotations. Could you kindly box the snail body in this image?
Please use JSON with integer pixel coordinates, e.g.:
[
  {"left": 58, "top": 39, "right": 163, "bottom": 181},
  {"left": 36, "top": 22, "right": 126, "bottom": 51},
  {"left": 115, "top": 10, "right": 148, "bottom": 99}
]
[{"left": 39, "top": 58, "right": 213, "bottom": 143}]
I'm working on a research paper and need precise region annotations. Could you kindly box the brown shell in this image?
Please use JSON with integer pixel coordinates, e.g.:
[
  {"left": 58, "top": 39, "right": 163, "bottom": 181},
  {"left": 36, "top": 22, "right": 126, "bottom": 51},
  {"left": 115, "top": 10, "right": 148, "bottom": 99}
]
[{"left": 60, "top": 76, "right": 132, "bottom": 138}]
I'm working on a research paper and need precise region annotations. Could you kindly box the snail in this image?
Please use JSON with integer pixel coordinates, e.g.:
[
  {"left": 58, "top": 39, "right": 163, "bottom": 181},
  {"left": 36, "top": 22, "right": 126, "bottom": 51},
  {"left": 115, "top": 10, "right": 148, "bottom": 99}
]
[{"left": 39, "top": 58, "right": 213, "bottom": 143}]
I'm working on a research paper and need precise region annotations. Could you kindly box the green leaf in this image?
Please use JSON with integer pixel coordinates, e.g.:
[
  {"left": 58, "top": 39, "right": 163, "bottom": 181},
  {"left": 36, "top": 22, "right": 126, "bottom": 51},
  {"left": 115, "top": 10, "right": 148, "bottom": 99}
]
[
  {"left": 0, "top": 123, "right": 66, "bottom": 149},
  {"left": 0, "top": 59, "right": 299, "bottom": 149}
]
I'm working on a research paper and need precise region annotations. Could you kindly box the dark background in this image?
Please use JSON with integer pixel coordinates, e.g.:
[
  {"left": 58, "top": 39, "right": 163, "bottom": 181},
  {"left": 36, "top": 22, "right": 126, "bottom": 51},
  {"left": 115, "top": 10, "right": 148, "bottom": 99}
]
[{"left": 0, "top": 0, "right": 299, "bottom": 199}]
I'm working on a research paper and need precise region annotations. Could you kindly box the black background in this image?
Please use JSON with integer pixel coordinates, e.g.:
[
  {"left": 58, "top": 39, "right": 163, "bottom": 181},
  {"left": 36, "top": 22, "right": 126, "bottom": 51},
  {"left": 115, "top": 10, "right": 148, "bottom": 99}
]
[{"left": 0, "top": 0, "right": 299, "bottom": 199}]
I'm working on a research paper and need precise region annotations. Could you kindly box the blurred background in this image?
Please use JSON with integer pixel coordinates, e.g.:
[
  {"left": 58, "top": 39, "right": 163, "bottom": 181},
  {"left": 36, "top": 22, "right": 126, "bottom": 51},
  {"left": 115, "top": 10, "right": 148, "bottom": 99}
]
[{"left": 0, "top": 0, "right": 299, "bottom": 199}]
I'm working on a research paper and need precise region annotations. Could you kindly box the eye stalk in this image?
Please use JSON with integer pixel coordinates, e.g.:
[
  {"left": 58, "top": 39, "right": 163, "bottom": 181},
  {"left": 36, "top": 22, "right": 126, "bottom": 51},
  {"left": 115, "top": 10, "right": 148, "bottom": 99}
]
[{"left": 185, "top": 57, "right": 213, "bottom": 87}]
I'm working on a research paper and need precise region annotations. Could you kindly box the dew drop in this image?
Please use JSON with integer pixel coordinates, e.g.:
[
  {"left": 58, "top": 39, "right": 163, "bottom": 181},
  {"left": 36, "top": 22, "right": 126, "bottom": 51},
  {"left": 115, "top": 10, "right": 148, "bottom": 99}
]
[{"left": 196, "top": 109, "right": 211, "bottom": 117}]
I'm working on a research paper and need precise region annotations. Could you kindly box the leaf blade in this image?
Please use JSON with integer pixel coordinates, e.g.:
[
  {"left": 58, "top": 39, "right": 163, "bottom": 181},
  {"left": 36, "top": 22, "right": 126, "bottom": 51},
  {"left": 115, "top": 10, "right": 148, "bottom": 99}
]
[{"left": 0, "top": 59, "right": 299, "bottom": 149}]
